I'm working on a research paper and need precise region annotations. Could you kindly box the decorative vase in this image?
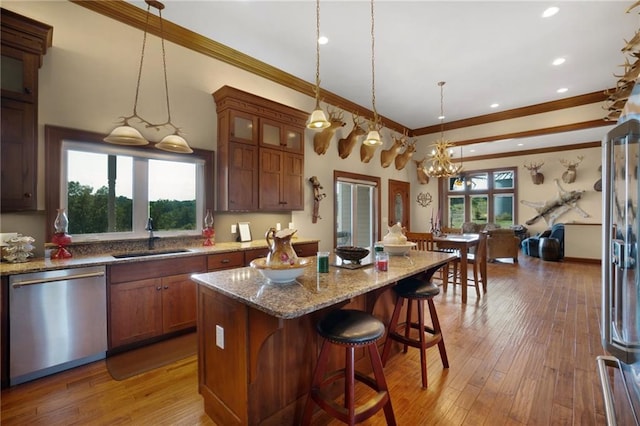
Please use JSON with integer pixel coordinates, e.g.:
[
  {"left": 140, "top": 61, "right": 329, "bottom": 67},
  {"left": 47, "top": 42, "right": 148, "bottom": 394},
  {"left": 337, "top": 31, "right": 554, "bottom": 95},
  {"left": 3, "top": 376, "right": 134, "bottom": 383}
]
[
  {"left": 265, "top": 227, "right": 298, "bottom": 266},
  {"left": 52, "top": 208, "right": 72, "bottom": 259},
  {"left": 202, "top": 209, "right": 215, "bottom": 246}
]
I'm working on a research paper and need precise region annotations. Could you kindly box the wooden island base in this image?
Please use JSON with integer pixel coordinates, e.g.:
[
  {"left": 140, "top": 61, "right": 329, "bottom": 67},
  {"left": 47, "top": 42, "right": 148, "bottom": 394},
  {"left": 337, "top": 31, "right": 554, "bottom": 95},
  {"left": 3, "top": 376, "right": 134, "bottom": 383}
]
[{"left": 197, "top": 285, "right": 399, "bottom": 425}]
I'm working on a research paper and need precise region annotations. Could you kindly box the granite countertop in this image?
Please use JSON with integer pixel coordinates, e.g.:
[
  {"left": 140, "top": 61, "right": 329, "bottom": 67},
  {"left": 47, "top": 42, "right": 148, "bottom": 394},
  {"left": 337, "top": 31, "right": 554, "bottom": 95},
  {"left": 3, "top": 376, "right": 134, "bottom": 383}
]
[
  {"left": 191, "top": 250, "right": 456, "bottom": 319},
  {"left": 0, "top": 238, "right": 319, "bottom": 276}
]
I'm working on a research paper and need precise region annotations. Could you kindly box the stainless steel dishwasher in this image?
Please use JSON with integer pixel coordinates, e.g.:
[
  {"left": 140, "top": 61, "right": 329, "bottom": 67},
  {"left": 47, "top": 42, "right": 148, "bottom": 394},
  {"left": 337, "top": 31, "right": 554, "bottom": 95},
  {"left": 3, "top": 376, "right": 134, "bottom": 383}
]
[{"left": 9, "top": 265, "right": 107, "bottom": 385}]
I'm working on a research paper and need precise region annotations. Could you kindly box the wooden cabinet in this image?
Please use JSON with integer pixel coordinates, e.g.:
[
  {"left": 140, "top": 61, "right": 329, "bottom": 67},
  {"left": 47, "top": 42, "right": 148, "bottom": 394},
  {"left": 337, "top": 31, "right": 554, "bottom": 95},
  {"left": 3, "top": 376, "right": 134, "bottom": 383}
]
[
  {"left": 292, "top": 241, "right": 319, "bottom": 258},
  {"left": 0, "top": 9, "right": 52, "bottom": 212},
  {"left": 108, "top": 256, "right": 206, "bottom": 349},
  {"left": 213, "top": 86, "right": 308, "bottom": 212}
]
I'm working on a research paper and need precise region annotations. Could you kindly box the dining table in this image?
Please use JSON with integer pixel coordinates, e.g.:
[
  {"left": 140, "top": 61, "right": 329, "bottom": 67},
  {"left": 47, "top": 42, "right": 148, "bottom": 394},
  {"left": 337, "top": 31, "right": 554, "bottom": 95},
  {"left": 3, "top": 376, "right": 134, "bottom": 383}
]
[{"left": 433, "top": 233, "right": 485, "bottom": 303}]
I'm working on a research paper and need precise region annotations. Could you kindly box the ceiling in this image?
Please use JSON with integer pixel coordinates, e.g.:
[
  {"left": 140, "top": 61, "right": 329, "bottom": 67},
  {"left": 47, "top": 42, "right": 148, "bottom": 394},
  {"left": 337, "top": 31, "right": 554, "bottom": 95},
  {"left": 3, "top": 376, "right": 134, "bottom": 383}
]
[{"left": 119, "top": 0, "right": 639, "bottom": 158}]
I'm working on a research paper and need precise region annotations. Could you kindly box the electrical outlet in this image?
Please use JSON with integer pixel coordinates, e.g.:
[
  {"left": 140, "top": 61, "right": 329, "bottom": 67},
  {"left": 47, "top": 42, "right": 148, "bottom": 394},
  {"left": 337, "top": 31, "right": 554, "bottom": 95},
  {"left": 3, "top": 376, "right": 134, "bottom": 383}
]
[
  {"left": 231, "top": 224, "right": 237, "bottom": 233},
  {"left": 216, "top": 325, "right": 224, "bottom": 349}
]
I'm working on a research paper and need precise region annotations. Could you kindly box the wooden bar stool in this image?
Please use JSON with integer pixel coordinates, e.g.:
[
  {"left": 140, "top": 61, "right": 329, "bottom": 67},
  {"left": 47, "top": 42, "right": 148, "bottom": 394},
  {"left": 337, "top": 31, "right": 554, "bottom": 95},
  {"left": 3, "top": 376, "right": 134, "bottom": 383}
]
[
  {"left": 301, "top": 309, "right": 396, "bottom": 425},
  {"left": 381, "top": 266, "right": 449, "bottom": 389}
]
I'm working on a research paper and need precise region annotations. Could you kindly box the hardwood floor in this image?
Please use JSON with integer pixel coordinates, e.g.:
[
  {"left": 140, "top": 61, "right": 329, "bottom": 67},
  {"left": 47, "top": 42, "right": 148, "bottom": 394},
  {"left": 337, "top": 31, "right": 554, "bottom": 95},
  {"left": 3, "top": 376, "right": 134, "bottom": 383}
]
[{"left": 1, "top": 256, "right": 606, "bottom": 425}]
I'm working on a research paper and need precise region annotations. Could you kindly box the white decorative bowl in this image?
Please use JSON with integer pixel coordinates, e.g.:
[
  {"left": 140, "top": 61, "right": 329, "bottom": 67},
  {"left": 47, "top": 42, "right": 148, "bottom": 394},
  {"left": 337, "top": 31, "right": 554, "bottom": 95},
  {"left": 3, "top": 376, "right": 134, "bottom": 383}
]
[
  {"left": 250, "top": 257, "right": 311, "bottom": 283},
  {"left": 380, "top": 241, "right": 417, "bottom": 256}
]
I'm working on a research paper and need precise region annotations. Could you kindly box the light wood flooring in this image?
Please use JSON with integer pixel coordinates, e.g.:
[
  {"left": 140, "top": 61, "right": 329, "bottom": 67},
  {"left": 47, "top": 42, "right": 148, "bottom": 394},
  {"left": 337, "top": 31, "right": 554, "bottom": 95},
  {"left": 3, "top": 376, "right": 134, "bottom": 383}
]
[{"left": 1, "top": 255, "right": 606, "bottom": 425}]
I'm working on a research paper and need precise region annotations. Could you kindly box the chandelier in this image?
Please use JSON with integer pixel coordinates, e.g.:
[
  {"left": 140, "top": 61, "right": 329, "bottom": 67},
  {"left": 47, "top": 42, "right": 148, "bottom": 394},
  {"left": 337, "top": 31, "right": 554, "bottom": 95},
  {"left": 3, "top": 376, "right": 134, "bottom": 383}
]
[
  {"left": 306, "top": 0, "right": 331, "bottom": 130},
  {"left": 104, "top": 0, "right": 192, "bottom": 154},
  {"left": 363, "top": 0, "right": 383, "bottom": 146},
  {"left": 426, "top": 81, "right": 462, "bottom": 177}
]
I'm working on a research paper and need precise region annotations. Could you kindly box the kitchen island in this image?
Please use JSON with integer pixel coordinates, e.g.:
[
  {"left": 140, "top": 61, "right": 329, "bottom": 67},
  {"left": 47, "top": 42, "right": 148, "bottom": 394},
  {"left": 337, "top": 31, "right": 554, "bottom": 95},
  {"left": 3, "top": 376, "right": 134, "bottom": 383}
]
[{"left": 191, "top": 250, "right": 455, "bottom": 425}]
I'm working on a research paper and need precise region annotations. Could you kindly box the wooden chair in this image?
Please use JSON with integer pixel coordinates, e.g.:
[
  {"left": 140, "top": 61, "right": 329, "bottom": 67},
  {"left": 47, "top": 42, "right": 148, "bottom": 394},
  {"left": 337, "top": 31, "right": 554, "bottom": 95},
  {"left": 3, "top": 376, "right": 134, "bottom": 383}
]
[
  {"left": 405, "top": 232, "right": 456, "bottom": 286},
  {"left": 450, "top": 231, "right": 487, "bottom": 298}
]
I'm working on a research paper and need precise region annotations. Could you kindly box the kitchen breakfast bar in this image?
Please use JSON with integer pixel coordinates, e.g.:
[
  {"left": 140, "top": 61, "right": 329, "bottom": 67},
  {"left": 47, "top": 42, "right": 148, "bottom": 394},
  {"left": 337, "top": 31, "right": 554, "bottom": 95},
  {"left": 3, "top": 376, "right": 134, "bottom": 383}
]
[{"left": 191, "top": 250, "right": 456, "bottom": 425}]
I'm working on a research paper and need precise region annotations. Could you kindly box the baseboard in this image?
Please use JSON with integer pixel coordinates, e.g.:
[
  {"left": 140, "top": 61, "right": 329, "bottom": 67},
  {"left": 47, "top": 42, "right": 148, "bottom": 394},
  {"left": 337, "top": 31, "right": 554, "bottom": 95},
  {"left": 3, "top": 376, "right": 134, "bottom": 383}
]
[{"left": 562, "top": 257, "right": 601, "bottom": 264}]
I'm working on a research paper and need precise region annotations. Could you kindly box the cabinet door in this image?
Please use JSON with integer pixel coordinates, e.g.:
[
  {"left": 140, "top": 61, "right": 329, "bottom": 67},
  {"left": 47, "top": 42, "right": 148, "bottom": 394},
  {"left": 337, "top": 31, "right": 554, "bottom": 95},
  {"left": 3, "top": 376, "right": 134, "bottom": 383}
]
[
  {"left": 1, "top": 98, "right": 36, "bottom": 211},
  {"left": 282, "top": 153, "right": 304, "bottom": 210},
  {"left": 109, "top": 278, "right": 163, "bottom": 348},
  {"left": 293, "top": 242, "right": 319, "bottom": 258},
  {"left": 228, "top": 141, "right": 259, "bottom": 211},
  {"left": 260, "top": 120, "right": 304, "bottom": 154},
  {"left": 230, "top": 111, "right": 257, "bottom": 145},
  {"left": 162, "top": 274, "right": 197, "bottom": 333},
  {"left": 259, "top": 147, "right": 283, "bottom": 210},
  {"left": 1, "top": 46, "right": 38, "bottom": 103},
  {"left": 283, "top": 125, "right": 304, "bottom": 154}
]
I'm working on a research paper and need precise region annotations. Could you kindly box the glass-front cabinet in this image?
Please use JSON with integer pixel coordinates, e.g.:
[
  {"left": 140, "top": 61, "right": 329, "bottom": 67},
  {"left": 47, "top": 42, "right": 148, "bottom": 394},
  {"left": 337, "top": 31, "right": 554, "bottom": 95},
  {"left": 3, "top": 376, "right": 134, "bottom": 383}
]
[{"left": 260, "top": 119, "right": 304, "bottom": 154}]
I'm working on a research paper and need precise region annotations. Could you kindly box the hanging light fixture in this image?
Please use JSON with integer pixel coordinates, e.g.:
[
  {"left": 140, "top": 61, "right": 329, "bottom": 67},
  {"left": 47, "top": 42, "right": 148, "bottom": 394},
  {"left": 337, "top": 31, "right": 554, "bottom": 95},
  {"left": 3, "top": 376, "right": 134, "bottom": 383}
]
[
  {"left": 104, "top": 0, "right": 192, "bottom": 154},
  {"left": 306, "top": 0, "right": 331, "bottom": 130},
  {"left": 426, "top": 81, "right": 462, "bottom": 177},
  {"left": 363, "top": 0, "right": 383, "bottom": 146}
]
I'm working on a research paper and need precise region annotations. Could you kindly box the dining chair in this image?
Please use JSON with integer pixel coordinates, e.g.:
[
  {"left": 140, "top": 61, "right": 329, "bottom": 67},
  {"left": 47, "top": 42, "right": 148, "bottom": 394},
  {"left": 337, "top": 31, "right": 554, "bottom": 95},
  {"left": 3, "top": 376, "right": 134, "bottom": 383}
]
[
  {"left": 405, "top": 232, "right": 457, "bottom": 287},
  {"left": 450, "top": 231, "right": 487, "bottom": 298}
]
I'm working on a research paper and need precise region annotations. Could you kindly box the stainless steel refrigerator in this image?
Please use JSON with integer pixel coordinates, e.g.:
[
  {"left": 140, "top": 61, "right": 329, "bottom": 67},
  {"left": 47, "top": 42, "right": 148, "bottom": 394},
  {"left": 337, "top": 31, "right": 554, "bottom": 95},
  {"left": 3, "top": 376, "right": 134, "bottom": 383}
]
[{"left": 599, "top": 118, "right": 640, "bottom": 425}]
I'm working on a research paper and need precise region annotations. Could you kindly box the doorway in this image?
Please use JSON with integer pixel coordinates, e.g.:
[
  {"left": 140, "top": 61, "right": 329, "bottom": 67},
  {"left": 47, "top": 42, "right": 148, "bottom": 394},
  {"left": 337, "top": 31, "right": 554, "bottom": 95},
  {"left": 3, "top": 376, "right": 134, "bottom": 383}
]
[{"left": 388, "top": 179, "right": 410, "bottom": 229}]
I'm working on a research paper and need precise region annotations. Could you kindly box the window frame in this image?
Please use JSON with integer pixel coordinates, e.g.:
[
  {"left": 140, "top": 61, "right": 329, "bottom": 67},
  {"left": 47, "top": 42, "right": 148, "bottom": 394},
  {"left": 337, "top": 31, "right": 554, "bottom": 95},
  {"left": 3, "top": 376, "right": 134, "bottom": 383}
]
[
  {"left": 440, "top": 166, "right": 517, "bottom": 228},
  {"left": 45, "top": 125, "right": 214, "bottom": 242}
]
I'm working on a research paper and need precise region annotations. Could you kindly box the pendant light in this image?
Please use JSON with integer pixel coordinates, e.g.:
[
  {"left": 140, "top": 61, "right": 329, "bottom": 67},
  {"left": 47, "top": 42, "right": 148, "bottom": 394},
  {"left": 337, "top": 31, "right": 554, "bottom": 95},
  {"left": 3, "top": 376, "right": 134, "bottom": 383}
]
[
  {"left": 363, "top": 0, "right": 383, "bottom": 146},
  {"left": 426, "top": 81, "right": 462, "bottom": 177},
  {"left": 104, "top": 0, "right": 192, "bottom": 154},
  {"left": 306, "top": 0, "right": 331, "bottom": 130}
]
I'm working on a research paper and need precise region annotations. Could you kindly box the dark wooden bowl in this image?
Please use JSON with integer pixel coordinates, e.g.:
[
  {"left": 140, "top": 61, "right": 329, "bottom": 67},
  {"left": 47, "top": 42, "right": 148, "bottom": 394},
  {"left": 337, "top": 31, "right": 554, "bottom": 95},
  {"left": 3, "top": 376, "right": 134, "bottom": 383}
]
[{"left": 335, "top": 246, "right": 370, "bottom": 263}]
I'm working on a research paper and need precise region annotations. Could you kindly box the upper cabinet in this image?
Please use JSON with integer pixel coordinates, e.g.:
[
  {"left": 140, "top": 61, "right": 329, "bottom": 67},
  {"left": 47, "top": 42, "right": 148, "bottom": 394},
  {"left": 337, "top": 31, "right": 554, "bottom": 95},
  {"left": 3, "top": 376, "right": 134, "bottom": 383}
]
[
  {"left": 213, "top": 86, "right": 308, "bottom": 212},
  {"left": 1, "top": 9, "right": 52, "bottom": 212}
]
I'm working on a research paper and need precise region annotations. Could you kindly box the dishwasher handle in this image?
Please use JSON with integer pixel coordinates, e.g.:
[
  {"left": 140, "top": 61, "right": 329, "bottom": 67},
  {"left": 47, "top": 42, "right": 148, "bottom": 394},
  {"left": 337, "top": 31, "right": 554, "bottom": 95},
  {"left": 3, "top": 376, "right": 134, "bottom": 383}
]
[{"left": 11, "top": 271, "right": 105, "bottom": 288}]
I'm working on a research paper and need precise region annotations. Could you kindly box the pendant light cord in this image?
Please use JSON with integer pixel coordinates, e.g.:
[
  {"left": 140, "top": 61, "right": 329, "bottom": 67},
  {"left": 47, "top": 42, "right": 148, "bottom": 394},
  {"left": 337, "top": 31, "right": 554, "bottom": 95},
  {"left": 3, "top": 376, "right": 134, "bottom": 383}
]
[
  {"left": 314, "top": 0, "right": 321, "bottom": 108},
  {"left": 370, "top": 0, "right": 378, "bottom": 124}
]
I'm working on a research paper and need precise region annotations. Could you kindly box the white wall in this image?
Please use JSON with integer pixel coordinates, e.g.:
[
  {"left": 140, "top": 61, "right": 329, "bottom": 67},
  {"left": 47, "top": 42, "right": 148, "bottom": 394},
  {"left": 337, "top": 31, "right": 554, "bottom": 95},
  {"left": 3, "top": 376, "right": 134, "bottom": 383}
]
[{"left": 0, "top": 1, "right": 605, "bottom": 254}]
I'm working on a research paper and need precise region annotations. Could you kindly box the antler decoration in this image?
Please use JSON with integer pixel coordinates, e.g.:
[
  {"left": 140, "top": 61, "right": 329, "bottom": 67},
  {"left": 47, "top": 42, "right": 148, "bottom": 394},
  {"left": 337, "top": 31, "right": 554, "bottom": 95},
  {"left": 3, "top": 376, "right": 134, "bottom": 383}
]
[{"left": 309, "top": 176, "right": 326, "bottom": 223}]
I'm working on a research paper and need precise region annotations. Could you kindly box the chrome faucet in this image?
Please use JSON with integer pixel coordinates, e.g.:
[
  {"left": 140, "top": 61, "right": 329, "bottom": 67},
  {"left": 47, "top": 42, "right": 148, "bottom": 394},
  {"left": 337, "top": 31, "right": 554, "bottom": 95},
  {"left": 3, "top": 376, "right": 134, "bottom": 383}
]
[{"left": 145, "top": 217, "right": 159, "bottom": 250}]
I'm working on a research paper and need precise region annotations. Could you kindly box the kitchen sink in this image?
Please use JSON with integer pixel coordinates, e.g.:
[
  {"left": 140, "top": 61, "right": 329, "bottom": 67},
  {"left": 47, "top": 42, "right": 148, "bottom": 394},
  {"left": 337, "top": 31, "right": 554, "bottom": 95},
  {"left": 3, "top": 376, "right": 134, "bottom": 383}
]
[{"left": 112, "top": 249, "right": 191, "bottom": 259}]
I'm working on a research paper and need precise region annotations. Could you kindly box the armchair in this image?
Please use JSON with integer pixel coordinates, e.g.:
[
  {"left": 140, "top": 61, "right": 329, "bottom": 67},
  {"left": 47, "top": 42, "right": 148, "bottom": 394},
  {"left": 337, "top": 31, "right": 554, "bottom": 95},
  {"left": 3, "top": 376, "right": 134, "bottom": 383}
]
[
  {"left": 486, "top": 229, "right": 520, "bottom": 263},
  {"left": 521, "top": 223, "right": 565, "bottom": 259}
]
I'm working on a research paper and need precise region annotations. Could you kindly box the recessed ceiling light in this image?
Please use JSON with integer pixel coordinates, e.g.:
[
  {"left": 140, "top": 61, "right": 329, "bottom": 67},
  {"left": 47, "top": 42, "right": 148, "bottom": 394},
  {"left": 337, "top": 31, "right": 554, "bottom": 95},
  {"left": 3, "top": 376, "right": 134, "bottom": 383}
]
[
  {"left": 517, "top": 143, "right": 524, "bottom": 147},
  {"left": 490, "top": 103, "right": 499, "bottom": 108},
  {"left": 542, "top": 7, "right": 559, "bottom": 18},
  {"left": 557, "top": 87, "right": 568, "bottom": 93},
  {"left": 469, "top": 149, "right": 476, "bottom": 153},
  {"left": 438, "top": 115, "right": 445, "bottom": 120},
  {"left": 552, "top": 57, "right": 565, "bottom": 66},
  {"left": 318, "top": 36, "right": 328, "bottom": 45}
]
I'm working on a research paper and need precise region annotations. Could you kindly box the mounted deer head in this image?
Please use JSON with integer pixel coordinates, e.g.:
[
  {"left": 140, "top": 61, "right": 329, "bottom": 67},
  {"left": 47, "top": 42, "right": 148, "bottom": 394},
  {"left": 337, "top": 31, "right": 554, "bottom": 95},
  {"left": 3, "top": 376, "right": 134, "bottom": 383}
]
[
  {"left": 313, "top": 106, "right": 345, "bottom": 155},
  {"left": 559, "top": 155, "right": 584, "bottom": 184},
  {"left": 395, "top": 137, "right": 417, "bottom": 170},
  {"left": 523, "top": 161, "right": 545, "bottom": 185},
  {"left": 337, "top": 113, "right": 366, "bottom": 159},
  {"left": 359, "top": 121, "right": 383, "bottom": 163},
  {"left": 414, "top": 157, "right": 429, "bottom": 184},
  {"left": 380, "top": 133, "right": 405, "bottom": 168}
]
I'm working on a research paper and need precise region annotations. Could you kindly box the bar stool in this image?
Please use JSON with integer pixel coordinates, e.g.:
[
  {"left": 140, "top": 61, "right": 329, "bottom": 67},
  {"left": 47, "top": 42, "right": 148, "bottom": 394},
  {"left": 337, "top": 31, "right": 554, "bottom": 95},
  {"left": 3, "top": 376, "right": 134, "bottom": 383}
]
[
  {"left": 381, "top": 266, "right": 449, "bottom": 389},
  {"left": 301, "top": 309, "right": 396, "bottom": 425}
]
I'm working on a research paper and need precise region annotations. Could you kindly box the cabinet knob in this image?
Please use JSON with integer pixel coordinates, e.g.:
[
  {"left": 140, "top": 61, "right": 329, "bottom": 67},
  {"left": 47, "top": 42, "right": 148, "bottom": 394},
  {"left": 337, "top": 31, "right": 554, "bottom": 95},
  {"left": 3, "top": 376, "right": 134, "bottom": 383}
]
[
  {"left": 156, "top": 286, "right": 162, "bottom": 291},
  {"left": 24, "top": 87, "right": 32, "bottom": 95},
  {"left": 164, "top": 286, "right": 169, "bottom": 290},
  {"left": 221, "top": 259, "right": 230, "bottom": 264},
  {"left": 23, "top": 193, "right": 32, "bottom": 198}
]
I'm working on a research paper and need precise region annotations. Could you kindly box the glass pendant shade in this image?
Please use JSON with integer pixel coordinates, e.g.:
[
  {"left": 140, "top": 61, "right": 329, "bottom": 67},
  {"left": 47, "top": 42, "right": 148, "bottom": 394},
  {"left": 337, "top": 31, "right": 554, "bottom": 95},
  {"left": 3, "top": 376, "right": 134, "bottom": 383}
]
[
  {"left": 307, "top": 108, "right": 331, "bottom": 129},
  {"left": 364, "top": 129, "right": 382, "bottom": 146},
  {"left": 103, "top": 125, "right": 149, "bottom": 146},
  {"left": 156, "top": 133, "right": 193, "bottom": 154}
]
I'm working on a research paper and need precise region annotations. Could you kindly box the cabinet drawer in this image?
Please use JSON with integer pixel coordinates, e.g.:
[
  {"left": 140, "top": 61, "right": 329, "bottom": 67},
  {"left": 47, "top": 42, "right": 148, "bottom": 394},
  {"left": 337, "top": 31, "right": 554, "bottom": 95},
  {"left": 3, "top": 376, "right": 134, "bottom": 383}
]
[
  {"left": 109, "top": 255, "right": 206, "bottom": 284},
  {"left": 207, "top": 251, "right": 245, "bottom": 271},
  {"left": 244, "top": 247, "right": 270, "bottom": 266},
  {"left": 293, "top": 242, "right": 319, "bottom": 258}
]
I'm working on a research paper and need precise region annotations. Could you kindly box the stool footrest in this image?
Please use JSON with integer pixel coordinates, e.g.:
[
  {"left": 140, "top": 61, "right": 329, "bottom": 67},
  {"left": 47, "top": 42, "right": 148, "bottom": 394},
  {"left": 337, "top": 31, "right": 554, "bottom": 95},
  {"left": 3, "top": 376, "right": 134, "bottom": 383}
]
[{"left": 311, "top": 388, "right": 391, "bottom": 424}]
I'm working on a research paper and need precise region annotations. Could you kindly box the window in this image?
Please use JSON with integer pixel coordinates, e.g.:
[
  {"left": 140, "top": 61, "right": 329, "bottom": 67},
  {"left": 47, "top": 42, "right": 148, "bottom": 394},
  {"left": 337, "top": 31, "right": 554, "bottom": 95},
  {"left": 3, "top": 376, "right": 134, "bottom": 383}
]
[
  {"left": 45, "top": 125, "right": 214, "bottom": 241},
  {"left": 444, "top": 168, "right": 517, "bottom": 229},
  {"left": 334, "top": 171, "right": 381, "bottom": 250}
]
